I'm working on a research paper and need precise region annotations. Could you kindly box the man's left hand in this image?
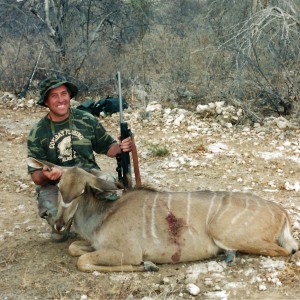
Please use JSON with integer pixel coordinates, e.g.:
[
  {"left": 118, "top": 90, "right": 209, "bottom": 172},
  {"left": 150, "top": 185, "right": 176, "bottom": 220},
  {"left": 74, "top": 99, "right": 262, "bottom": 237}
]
[{"left": 120, "top": 136, "right": 132, "bottom": 152}]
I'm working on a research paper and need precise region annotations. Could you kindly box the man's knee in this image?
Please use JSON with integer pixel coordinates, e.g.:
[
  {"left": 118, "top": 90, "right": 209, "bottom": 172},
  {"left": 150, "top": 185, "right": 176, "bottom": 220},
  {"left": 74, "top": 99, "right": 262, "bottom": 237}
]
[{"left": 36, "top": 184, "right": 59, "bottom": 222}]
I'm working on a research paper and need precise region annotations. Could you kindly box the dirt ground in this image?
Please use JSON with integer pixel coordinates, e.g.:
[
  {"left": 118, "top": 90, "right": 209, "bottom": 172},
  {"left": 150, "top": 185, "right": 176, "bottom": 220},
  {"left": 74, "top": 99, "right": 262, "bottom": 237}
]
[{"left": 0, "top": 102, "right": 300, "bottom": 300}]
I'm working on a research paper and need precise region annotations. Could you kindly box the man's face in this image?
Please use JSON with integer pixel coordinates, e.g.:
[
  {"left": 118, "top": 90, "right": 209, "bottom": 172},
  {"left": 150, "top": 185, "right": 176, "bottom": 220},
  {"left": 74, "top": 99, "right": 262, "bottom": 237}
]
[{"left": 44, "top": 84, "right": 71, "bottom": 121}]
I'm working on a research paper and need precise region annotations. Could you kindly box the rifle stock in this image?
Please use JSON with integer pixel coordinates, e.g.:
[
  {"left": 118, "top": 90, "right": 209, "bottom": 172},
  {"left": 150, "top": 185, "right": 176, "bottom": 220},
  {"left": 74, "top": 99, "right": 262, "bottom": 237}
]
[{"left": 131, "top": 135, "right": 142, "bottom": 186}]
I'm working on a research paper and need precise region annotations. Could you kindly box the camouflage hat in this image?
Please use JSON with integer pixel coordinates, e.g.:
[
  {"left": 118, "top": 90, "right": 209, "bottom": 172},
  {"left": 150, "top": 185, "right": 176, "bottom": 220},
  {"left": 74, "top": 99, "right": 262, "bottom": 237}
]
[{"left": 37, "top": 77, "right": 78, "bottom": 107}]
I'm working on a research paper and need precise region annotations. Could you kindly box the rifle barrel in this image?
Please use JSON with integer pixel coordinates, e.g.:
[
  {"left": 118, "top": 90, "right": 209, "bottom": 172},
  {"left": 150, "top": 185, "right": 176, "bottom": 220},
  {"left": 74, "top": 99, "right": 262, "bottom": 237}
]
[{"left": 117, "top": 71, "right": 124, "bottom": 124}]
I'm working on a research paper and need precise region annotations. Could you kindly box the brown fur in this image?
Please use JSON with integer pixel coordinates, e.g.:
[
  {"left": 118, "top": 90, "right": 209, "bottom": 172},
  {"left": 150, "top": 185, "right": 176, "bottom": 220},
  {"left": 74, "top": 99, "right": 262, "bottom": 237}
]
[{"left": 26, "top": 158, "right": 299, "bottom": 273}]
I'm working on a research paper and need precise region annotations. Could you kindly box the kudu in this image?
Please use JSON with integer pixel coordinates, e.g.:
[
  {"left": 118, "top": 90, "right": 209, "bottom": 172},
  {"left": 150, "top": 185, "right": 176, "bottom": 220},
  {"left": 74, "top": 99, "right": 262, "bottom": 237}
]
[{"left": 27, "top": 158, "right": 298, "bottom": 273}]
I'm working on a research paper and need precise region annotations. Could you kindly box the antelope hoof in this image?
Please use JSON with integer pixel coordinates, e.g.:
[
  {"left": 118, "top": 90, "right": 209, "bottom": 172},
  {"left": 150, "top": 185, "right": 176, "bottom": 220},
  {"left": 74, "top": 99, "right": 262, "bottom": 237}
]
[
  {"left": 225, "top": 250, "right": 236, "bottom": 264},
  {"left": 143, "top": 261, "right": 159, "bottom": 272}
]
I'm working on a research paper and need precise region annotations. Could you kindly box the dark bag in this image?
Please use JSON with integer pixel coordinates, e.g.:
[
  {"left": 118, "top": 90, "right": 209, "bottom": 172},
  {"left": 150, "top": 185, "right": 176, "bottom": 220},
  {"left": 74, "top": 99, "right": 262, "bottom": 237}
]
[
  {"left": 76, "top": 98, "right": 95, "bottom": 114},
  {"left": 77, "top": 96, "right": 128, "bottom": 117}
]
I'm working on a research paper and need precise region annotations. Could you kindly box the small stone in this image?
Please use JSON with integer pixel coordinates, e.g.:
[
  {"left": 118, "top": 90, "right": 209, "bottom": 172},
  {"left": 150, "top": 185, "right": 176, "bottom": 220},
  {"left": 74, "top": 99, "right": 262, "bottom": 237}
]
[
  {"left": 186, "top": 283, "right": 200, "bottom": 296},
  {"left": 258, "top": 284, "right": 267, "bottom": 291},
  {"left": 25, "top": 226, "right": 32, "bottom": 232},
  {"left": 92, "top": 271, "right": 101, "bottom": 276},
  {"left": 162, "top": 277, "right": 170, "bottom": 284}
]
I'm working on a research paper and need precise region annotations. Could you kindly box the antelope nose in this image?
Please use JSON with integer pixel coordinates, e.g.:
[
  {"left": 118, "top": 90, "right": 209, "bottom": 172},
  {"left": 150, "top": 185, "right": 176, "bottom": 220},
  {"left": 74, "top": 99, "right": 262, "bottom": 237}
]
[{"left": 54, "top": 220, "right": 65, "bottom": 232}]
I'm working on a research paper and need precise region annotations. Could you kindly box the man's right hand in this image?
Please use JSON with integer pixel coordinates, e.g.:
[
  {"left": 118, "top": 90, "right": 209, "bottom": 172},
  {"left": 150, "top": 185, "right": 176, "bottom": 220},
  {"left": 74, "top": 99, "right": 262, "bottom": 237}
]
[
  {"left": 42, "top": 166, "right": 62, "bottom": 181},
  {"left": 31, "top": 167, "right": 62, "bottom": 186}
]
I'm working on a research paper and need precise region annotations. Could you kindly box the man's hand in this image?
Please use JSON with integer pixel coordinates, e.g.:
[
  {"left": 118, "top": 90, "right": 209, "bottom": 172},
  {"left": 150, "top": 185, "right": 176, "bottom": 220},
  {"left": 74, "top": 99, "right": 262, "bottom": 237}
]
[
  {"left": 120, "top": 136, "right": 132, "bottom": 152},
  {"left": 42, "top": 166, "right": 62, "bottom": 181},
  {"left": 106, "top": 136, "right": 132, "bottom": 158},
  {"left": 31, "top": 166, "right": 62, "bottom": 185}
]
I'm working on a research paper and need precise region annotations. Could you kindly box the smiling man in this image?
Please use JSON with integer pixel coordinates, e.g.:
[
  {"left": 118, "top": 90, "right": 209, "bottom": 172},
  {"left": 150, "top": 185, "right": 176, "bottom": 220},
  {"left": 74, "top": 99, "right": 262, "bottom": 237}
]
[
  {"left": 45, "top": 84, "right": 71, "bottom": 121},
  {"left": 27, "top": 77, "right": 132, "bottom": 242}
]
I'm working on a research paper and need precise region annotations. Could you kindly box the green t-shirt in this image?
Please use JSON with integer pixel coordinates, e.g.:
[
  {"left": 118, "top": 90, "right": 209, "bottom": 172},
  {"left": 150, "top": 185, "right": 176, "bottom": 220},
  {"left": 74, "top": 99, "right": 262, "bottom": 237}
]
[{"left": 27, "top": 108, "right": 116, "bottom": 173}]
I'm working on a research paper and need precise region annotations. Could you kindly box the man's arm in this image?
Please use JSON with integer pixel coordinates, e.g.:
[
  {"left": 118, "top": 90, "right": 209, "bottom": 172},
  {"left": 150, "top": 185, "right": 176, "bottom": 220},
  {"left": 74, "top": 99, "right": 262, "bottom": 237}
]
[
  {"left": 30, "top": 137, "right": 131, "bottom": 183},
  {"left": 106, "top": 137, "right": 132, "bottom": 158}
]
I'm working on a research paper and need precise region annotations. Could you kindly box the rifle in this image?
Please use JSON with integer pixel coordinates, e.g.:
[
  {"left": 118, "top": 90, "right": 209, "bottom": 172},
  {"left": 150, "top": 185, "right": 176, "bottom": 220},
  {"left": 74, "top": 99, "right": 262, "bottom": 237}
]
[{"left": 116, "top": 71, "right": 142, "bottom": 189}]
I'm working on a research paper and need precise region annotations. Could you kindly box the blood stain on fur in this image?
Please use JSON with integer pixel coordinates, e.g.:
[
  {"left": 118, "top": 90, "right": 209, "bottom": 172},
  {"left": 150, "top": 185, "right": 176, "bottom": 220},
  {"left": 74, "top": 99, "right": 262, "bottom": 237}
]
[{"left": 166, "top": 212, "right": 184, "bottom": 263}]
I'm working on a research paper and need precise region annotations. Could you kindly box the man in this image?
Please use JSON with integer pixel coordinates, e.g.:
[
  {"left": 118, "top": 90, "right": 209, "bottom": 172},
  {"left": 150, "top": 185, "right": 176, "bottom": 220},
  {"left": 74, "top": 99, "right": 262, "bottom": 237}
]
[{"left": 27, "top": 77, "right": 132, "bottom": 242}]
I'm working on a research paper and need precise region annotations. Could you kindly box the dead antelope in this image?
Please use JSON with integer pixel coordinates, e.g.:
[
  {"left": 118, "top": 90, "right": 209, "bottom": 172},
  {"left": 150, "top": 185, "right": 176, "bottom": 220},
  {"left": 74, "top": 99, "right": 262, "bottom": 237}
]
[{"left": 27, "top": 158, "right": 299, "bottom": 273}]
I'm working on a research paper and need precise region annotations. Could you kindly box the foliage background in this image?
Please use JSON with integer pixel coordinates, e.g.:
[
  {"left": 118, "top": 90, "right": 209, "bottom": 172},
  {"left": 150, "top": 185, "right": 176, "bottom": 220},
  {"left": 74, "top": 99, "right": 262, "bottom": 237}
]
[{"left": 0, "top": 0, "right": 299, "bottom": 118}]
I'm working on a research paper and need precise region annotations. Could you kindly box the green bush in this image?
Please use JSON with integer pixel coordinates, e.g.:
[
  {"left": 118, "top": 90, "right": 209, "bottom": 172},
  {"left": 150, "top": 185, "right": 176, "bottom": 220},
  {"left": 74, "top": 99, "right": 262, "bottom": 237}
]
[{"left": 149, "top": 145, "right": 169, "bottom": 157}]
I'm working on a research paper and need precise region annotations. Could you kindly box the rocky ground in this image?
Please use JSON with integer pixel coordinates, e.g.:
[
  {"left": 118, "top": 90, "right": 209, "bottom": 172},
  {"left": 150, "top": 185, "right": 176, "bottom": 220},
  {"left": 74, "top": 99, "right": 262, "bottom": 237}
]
[{"left": 0, "top": 93, "right": 300, "bottom": 300}]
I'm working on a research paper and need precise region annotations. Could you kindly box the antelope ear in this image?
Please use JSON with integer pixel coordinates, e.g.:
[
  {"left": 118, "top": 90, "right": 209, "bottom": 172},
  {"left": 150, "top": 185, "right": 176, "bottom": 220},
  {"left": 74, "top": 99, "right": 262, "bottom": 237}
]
[
  {"left": 88, "top": 183, "right": 103, "bottom": 193},
  {"left": 26, "top": 157, "right": 58, "bottom": 170},
  {"left": 88, "top": 176, "right": 123, "bottom": 192}
]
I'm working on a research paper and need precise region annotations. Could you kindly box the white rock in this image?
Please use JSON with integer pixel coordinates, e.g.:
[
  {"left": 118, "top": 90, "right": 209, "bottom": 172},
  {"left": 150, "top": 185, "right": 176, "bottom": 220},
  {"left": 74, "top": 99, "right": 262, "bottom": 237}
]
[
  {"left": 162, "top": 277, "right": 170, "bottom": 284},
  {"left": 276, "top": 117, "right": 290, "bottom": 129},
  {"left": 205, "top": 290, "right": 228, "bottom": 299},
  {"left": 26, "top": 99, "right": 35, "bottom": 108},
  {"left": 293, "top": 221, "right": 300, "bottom": 230},
  {"left": 24, "top": 225, "right": 32, "bottom": 231},
  {"left": 207, "top": 142, "right": 228, "bottom": 153},
  {"left": 168, "top": 161, "right": 180, "bottom": 168},
  {"left": 187, "top": 125, "right": 200, "bottom": 132},
  {"left": 216, "top": 107, "right": 223, "bottom": 114},
  {"left": 225, "top": 123, "right": 233, "bottom": 128},
  {"left": 18, "top": 204, "right": 25, "bottom": 210},
  {"left": 186, "top": 283, "right": 200, "bottom": 296},
  {"left": 186, "top": 263, "right": 208, "bottom": 282},
  {"left": 244, "top": 268, "right": 255, "bottom": 276},
  {"left": 260, "top": 151, "right": 283, "bottom": 160},
  {"left": 190, "top": 159, "right": 201, "bottom": 167},
  {"left": 260, "top": 258, "right": 285, "bottom": 270},
  {"left": 237, "top": 108, "right": 243, "bottom": 116},
  {"left": 92, "top": 271, "right": 101, "bottom": 276},
  {"left": 250, "top": 276, "right": 263, "bottom": 284},
  {"left": 146, "top": 102, "right": 162, "bottom": 112},
  {"left": 284, "top": 181, "right": 300, "bottom": 192},
  {"left": 196, "top": 104, "right": 209, "bottom": 113},
  {"left": 177, "top": 157, "right": 185, "bottom": 164},
  {"left": 207, "top": 261, "right": 226, "bottom": 273},
  {"left": 223, "top": 281, "right": 245, "bottom": 289},
  {"left": 163, "top": 108, "right": 172, "bottom": 115},
  {"left": 258, "top": 284, "right": 267, "bottom": 291},
  {"left": 174, "top": 114, "right": 185, "bottom": 126}
]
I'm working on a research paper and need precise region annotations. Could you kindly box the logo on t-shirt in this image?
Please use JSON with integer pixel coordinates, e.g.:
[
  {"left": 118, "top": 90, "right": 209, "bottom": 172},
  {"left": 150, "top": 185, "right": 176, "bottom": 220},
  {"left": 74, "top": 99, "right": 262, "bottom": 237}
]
[{"left": 49, "top": 129, "right": 83, "bottom": 163}]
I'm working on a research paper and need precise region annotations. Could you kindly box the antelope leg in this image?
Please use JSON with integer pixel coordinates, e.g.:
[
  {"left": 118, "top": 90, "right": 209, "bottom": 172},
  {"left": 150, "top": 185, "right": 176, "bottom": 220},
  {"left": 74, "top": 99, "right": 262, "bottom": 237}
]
[
  {"left": 69, "top": 240, "right": 94, "bottom": 257},
  {"left": 234, "top": 241, "right": 290, "bottom": 257},
  {"left": 76, "top": 248, "right": 150, "bottom": 272}
]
